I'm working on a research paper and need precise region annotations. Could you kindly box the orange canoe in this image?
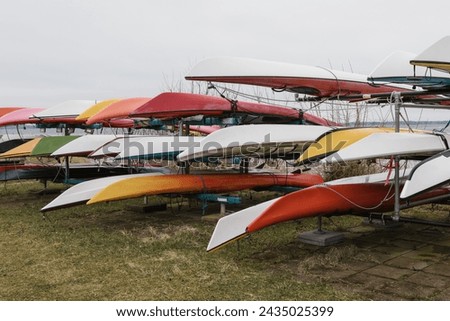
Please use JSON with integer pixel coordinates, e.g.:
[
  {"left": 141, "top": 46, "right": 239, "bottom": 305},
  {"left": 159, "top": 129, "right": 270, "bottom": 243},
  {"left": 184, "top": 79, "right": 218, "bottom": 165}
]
[
  {"left": 207, "top": 182, "right": 450, "bottom": 252},
  {"left": 247, "top": 183, "right": 450, "bottom": 233},
  {"left": 87, "top": 173, "right": 323, "bottom": 205},
  {"left": 86, "top": 97, "right": 152, "bottom": 125},
  {"left": 0, "top": 107, "right": 24, "bottom": 118}
]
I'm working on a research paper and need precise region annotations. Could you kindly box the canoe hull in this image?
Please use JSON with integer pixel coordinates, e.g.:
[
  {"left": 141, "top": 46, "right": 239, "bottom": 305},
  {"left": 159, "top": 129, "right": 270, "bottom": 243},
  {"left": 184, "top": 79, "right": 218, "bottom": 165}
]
[
  {"left": 87, "top": 173, "right": 324, "bottom": 205},
  {"left": 207, "top": 181, "right": 450, "bottom": 252},
  {"left": 401, "top": 150, "right": 450, "bottom": 199},
  {"left": 185, "top": 57, "right": 410, "bottom": 98},
  {"left": 177, "top": 124, "right": 332, "bottom": 162},
  {"left": 321, "top": 132, "right": 447, "bottom": 164},
  {"left": 247, "top": 183, "right": 450, "bottom": 233},
  {"left": 297, "top": 127, "right": 396, "bottom": 164}
]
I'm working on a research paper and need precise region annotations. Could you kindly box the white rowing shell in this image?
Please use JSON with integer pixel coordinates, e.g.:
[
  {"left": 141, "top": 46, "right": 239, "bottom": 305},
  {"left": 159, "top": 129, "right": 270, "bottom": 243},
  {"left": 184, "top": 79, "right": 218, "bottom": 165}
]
[
  {"left": 401, "top": 150, "right": 450, "bottom": 199},
  {"left": 41, "top": 173, "right": 163, "bottom": 212},
  {"left": 114, "top": 136, "right": 203, "bottom": 159},
  {"left": 51, "top": 135, "right": 117, "bottom": 157},
  {"left": 177, "top": 124, "right": 332, "bottom": 162},
  {"left": 32, "top": 100, "right": 96, "bottom": 119},
  {"left": 321, "top": 132, "right": 448, "bottom": 163}
]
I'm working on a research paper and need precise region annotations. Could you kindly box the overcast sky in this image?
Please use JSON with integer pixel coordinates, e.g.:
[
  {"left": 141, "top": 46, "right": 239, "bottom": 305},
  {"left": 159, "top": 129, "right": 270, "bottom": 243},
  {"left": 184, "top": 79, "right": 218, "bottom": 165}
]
[{"left": 1, "top": 0, "right": 450, "bottom": 121}]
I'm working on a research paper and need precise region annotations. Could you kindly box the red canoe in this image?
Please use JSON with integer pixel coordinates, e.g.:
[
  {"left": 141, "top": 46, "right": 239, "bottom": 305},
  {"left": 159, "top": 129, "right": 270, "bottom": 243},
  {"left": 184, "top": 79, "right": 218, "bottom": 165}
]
[
  {"left": 247, "top": 183, "right": 450, "bottom": 233},
  {"left": 129, "top": 92, "right": 339, "bottom": 126},
  {"left": 185, "top": 57, "right": 411, "bottom": 99}
]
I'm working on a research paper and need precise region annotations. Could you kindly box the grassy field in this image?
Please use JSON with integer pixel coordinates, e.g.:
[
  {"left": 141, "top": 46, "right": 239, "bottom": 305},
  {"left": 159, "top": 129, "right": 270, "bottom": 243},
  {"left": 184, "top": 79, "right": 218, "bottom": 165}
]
[{"left": 1, "top": 180, "right": 449, "bottom": 301}]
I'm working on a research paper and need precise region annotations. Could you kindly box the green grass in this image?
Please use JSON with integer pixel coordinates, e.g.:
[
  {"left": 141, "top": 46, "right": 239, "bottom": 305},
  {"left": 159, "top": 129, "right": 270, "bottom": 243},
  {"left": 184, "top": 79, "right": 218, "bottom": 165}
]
[
  {"left": 0, "top": 180, "right": 365, "bottom": 301},
  {"left": 7, "top": 180, "right": 449, "bottom": 301}
]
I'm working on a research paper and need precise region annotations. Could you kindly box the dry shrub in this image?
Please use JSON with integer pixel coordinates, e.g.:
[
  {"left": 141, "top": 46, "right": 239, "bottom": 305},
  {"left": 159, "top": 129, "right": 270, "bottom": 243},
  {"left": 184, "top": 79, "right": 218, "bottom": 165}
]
[{"left": 320, "top": 160, "right": 382, "bottom": 182}]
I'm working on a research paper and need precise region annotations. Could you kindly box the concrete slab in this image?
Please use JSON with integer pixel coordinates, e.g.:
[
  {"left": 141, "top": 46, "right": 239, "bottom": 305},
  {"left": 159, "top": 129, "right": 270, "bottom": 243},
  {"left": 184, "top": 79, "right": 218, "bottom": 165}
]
[
  {"left": 297, "top": 230, "right": 345, "bottom": 247},
  {"left": 433, "top": 287, "right": 450, "bottom": 300},
  {"left": 399, "top": 247, "right": 445, "bottom": 263},
  {"left": 344, "top": 272, "right": 393, "bottom": 290},
  {"left": 430, "top": 238, "right": 450, "bottom": 247},
  {"left": 380, "top": 280, "right": 438, "bottom": 300},
  {"left": 423, "top": 263, "right": 450, "bottom": 277},
  {"left": 399, "top": 227, "right": 447, "bottom": 243},
  {"left": 346, "top": 261, "right": 379, "bottom": 272},
  {"left": 389, "top": 239, "right": 425, "bottom": 250},
  {"left": 364, "top": 265, "right": 415, "bottom": 280},
  {"left": 407, "top": 271, "right": 449, "bottom": 288},
  {"left": 385, "top": 256, "right": 432, "bottom": 271}
]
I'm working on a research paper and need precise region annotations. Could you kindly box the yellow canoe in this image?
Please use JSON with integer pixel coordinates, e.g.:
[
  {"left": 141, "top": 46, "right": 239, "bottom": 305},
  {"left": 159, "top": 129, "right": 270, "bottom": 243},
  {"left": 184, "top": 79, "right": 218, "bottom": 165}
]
[
  {"left": 0, "top": 137, "right": 42, "bottom": 159},
  {"left": 296, "top": 127, "right": 398, "bottom": 164},
  {"left": 410, "top": 61, "right": 450, "bottom": 72},
  {"left": 75, "top": 99, "right": 120, "bottom": 121},
  {"left": 87, "top": 173, "right": 324, "bottom": 205}
]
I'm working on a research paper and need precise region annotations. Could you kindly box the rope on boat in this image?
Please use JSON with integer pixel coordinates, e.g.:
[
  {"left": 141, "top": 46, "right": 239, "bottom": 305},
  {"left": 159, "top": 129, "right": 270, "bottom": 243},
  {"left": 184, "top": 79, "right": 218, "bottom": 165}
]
[{"left": 317, "top": 183, "right": 395, "bottom": 211}]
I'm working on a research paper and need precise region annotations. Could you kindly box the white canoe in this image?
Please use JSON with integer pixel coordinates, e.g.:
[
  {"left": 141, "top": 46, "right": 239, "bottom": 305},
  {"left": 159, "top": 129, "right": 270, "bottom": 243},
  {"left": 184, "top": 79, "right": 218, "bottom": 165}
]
[
  {"left": 369, "top": 51, "right": 450, "bottom": 85},
  {"left": 31, "top": 100, "right": 96, "bottom": 119},
  {"left": 411, "top": 36, "right": 450, "bottom": 72},
  {"left": 400, "top": 150, "right": 450, "bottom": 199},
  {"left": 177, "top": 124, "right": 332, "bottom": 162},
  {"left": 186, "top": 56, "right": 411, "bottom": 97},
  {"left": 327, "top": 168, "right": 412, "bottom": 185},
  {"left": 187, "top": 56, "right": 364, "bottom": 81},
  {"left": 321, "top": 132, "right": 448, "bottom": 163},
  {"left": 51, "top": 135, "right": 117, "bottom": 157},
  {"left": 41, "top": 173, "right": 163, "bottom": 212},
  {"left": 88, "top": 136, "right": 146, "bottom": 158},
  {"left": 114, "top": 136, "right": 203, "bottom": 160}
]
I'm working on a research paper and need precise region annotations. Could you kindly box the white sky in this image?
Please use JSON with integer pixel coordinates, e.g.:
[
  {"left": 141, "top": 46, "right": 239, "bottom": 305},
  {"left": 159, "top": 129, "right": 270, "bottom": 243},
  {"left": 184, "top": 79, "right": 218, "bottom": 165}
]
[{"left": 1, "top": 0, "right": 450, "bottom": 121}]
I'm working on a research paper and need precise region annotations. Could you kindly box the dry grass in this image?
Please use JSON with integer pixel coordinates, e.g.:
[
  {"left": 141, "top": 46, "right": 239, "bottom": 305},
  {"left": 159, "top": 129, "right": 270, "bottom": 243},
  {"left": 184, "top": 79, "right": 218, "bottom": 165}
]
[
  {"left": 0, "top": 180, "right": 358, "bottom": 301},
  {"left": 1, "top": 180, "right": 448, "bottom": 301}
]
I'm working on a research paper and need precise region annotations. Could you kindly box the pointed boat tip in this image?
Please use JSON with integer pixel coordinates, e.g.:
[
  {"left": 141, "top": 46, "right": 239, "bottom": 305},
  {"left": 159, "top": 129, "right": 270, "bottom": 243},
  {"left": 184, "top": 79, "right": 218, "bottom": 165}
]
[
  {"left": 85, "top": 199, "right": 96, "bottom": 205},
  {"left": 206, "top": 233, "right": 249, "bottom": 253}
]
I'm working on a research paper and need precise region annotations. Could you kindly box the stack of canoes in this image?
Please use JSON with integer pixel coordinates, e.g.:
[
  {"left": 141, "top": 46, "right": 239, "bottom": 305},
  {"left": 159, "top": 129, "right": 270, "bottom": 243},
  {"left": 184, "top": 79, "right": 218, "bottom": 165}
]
[{"left": 2, "top": 36, "right": 450, "bottom": 252}]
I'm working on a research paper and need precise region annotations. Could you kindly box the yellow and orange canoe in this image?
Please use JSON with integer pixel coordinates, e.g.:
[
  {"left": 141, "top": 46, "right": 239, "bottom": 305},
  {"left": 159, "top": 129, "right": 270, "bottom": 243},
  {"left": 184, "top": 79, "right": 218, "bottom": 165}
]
[{"left": 87, "top": 173, "right": 323, "bottom": 205}]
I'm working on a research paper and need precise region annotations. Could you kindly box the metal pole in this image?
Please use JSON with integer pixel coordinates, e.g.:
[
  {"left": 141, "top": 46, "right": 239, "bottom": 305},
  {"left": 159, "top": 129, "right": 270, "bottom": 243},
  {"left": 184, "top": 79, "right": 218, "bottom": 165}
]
[
  {"left": 64, "top": 155, "right": 70, "bottom": 182},
  {"left": 64, "top": 124, "right": 70, "bottom": 182},
  {"left": 178, "top": 120, "right": 190, "bottom": 174},
  {"left": 393, "top": 92, "right": 401, "bottom": 221}
]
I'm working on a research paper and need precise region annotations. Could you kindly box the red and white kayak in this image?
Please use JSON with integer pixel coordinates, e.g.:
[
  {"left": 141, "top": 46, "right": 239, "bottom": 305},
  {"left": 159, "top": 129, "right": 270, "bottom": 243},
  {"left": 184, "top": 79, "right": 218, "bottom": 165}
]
[
  {"left": 186, "top": 57, "right": 411, "bottom": 98},
  {"left": 207, "top": 180, "right": 450, "bottom": 252}
]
